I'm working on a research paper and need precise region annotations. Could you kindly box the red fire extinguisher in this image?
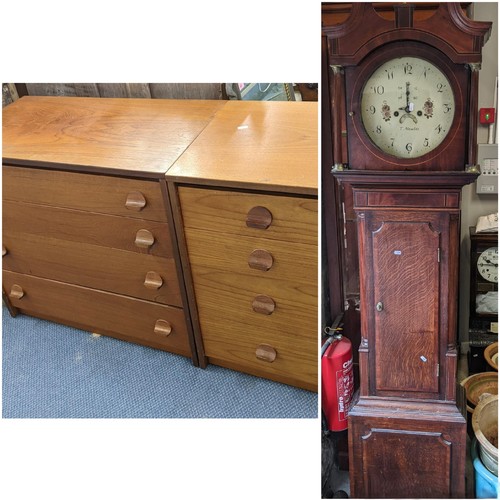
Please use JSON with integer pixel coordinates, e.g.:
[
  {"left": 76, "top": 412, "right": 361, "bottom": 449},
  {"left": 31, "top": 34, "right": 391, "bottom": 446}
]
[{"left": 322, "top": 320, "right": 354, "bottom": 432}]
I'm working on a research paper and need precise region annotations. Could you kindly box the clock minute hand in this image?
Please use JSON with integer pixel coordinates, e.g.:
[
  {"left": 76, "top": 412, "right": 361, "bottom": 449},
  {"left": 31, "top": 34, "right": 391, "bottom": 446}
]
[
  {"left": 397, "top": 82, "right": 419, "bottom": 124},
  {"left": 399, "top": 82, "right": 415, "bottom": 114}
]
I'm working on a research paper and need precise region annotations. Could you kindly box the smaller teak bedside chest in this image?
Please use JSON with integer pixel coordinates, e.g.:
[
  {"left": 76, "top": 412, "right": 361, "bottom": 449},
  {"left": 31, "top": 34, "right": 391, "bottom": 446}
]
[
  {"left": 2, "top": 96, "right": 318, "bottom": 391},
  {"left": 167, "top": 101, "right": 318, "bottom": 391}
]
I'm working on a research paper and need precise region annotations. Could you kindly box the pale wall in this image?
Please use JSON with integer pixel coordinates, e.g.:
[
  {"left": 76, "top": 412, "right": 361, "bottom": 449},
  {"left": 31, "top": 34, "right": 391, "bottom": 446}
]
[{"left": 459, "top": 2, "right": 498, "bottom": 346}]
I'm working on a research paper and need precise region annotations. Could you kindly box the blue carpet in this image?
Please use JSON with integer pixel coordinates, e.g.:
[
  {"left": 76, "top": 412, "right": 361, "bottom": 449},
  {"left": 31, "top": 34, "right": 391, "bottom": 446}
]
[{"left": 2, "top": 308, "right": 317, "bottom": 418}]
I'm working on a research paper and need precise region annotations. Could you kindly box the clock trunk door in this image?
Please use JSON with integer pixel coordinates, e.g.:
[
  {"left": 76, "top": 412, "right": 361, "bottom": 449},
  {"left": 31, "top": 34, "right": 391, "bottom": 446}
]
[{"left": 370, "top": 216, "right": 440, "bottom": 397}]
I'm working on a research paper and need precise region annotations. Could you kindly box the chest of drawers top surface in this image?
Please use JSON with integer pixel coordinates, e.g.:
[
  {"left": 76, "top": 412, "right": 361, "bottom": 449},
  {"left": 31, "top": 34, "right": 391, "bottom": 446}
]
[
  {"left": 2, "top": 96, "right": 224, "bottom": 176},
  {"left": 165, "top": 100, "right": 318, "bottom": 195}
]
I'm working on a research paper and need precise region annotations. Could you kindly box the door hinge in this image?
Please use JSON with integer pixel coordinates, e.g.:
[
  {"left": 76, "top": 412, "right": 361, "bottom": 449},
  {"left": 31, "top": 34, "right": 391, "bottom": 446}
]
[
  {"left": 437, "top": 248, "right": 441, "bottom": 263},
  {"left": 436, "top": 364, "right": 440, "bottom": 377}
]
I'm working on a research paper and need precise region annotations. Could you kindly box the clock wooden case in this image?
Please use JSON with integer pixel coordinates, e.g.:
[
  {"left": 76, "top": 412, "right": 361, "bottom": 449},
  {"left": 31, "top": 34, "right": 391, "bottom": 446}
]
[
  {"left": 468, "top": 227, "right": 497, "bottom": 373},
  {"left": 323, "top": 3, "right": 491, "bottom": 498},
  {"left": 469, "top": 227, "right": 498, "bottom": 325},
  {"left": 346, "top": 40, "right": 469, "bottom": 170}
]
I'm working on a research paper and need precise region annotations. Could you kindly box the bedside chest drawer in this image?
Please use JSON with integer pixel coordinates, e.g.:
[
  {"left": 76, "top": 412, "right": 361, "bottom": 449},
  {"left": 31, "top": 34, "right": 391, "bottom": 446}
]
[
  {"left": 183, "top": 228, "right": 317, "bottom": 300},
  {"left": 3, "top": 166, "right": 168, "bottom": 221},
  {"left": 192, "top": 274, "right": 317, "bottom": 335},
  {"left": 178, "top": 187, "right": 317, "bottom": 245},
  {"left": 205, "top": 316, "right": 318, "bottom": 391},
  {"left": 3, "top": 270, "right": 190, "bottom": 357}
]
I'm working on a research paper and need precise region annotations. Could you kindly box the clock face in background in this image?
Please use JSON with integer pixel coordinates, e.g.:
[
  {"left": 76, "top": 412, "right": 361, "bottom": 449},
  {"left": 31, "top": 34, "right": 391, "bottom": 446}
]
[
  {"left": 477, "top": 247, "right": 498, "bottom": 283},
  {"left": 360, "top": 56, "right": 455, "bottom": 158}
]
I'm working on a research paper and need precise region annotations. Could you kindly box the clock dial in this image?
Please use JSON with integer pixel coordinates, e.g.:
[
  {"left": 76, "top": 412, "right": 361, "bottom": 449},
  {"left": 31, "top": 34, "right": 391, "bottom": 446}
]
[
  {"left": 477, "top": 246, "right": 498, "bottom": 283},
  {"left": 360, "top": 56, "right": 455, "bottom": 158}
]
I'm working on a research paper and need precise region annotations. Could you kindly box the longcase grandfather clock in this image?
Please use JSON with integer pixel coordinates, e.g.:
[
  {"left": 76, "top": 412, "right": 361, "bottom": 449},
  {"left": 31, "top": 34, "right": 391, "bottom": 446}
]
[{"left": 323, "top": 3, "right": 491, "bottom": 498}]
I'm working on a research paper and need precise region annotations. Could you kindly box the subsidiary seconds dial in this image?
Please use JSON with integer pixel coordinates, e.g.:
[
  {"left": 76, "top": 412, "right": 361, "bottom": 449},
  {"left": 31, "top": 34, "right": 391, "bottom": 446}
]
[{"left": 360, "top": 56, "right": 455, "bottom": 158}]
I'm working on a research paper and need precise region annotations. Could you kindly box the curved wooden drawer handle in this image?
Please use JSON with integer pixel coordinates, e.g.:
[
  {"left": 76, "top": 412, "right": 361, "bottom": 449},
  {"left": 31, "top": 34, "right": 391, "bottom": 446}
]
[
  {"left": 246, "top": 206, "right": 273, "bottom": 230},
  {"left": 2, "top": 245, "right": 7, "bottom": 257},
  {"left": 256, "top": 344, "right": 277, "bottom": 363},
  {"left": 248, "top": 249, "right": 274, "bottom": 271},
  {"left": 9, "top": 284, "right": 25, "bottom": 300},
  {"left": 125, "top": 191, "right": 147, "bottom": 211},
  {"left": 135, "top": 229, "right": 155, "bottom": 248},
  {"left": 144, "top": 271, "right": 163, "bottom": 290},
  {"left": 252, "top": 295, "right": 276, "bottom": 315},
  {"left": 154, "top": 319, "right": 172, "bottom": 336}
]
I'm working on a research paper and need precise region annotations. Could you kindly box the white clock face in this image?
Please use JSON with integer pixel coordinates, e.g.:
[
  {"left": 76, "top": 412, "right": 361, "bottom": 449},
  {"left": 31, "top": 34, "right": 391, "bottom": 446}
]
[
  {"left": 360, "top": 56, "right": 455, "bottom": 158},
  {"left": 477, "top": 247, "right": 498, "bottom": 283}
]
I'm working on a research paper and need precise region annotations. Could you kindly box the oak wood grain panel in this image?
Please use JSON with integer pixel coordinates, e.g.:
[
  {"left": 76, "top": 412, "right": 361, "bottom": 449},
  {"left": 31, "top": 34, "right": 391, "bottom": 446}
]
[
  {"left": 3, "top": 270, "right": 190, "bottom": 357},
  {"left": 361, "top": 429, "right": 452, "bottom": 498},
  {"left": 178, "top": 187, "right": 317, "bottom": 245},
  {"left": 3, "top": 96, "right": 224, "bottom": 175},
  {"left": 166, "top": 101, "right": 318, "bottom": 195},
  {"left": 3, "top": 166, "right": 168, "bottom": 221},
  {"left": 373, "top": 220, "right": 440, "bottom": 395},
  {"left": 3, "top": 201, "right": 173, "bottom": 258},
  {"left": 3, "top": 232, "right": 182, "bottom": 306},
  {"left": 349, "top": 398, "right": 466, "bottom": 499}
]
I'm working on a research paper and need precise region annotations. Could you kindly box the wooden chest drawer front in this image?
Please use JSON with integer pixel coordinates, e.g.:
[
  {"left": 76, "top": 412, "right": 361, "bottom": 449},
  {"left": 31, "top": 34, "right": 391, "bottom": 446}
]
[
  {"left": 3, "top": 271, "right": 191, "bottom": 356},
  {"left": 178, "top": 187, "right": 317, "bottom": 245},
  {"left": 192, "top": 271, "right": 317, "bottom": 331},
  {"left": 184, "top": 228, "right": 317, "bottom": 290},
  {"left": 3, "top": 166, "right": 168, "bottom": 221},
  {"left": 201, "top": 309, "right": 317, "bottom": 390},
  {"left": 196, "top": 285, "right": 317, "bottom": 336},
  {"left": 3, "top": 232, "right": 182, "bottom": 306},
  {"left": 3, "top": 201, "right": 174, "bottom": 258}
]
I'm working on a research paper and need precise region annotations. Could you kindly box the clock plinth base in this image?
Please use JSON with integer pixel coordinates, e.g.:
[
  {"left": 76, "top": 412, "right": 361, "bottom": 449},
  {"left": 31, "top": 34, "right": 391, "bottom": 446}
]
[{"left": 348, "top": 395, "right": 467, "bottom": 499}]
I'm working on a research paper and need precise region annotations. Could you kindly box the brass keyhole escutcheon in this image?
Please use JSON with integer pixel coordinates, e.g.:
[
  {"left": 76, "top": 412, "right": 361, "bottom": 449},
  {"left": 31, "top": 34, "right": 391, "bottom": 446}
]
[{"left": 376, "top": 302, "right": 384, "bottom": 312}]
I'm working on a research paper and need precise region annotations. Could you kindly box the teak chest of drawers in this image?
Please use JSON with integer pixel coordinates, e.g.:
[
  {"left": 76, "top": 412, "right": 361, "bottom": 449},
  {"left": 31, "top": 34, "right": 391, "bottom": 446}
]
[{"left": 3, "top": 96, "right": 318, "bottom": 391}]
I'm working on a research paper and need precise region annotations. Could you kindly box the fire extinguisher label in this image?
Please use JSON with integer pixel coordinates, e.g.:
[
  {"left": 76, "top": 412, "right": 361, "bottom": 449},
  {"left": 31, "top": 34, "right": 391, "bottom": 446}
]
[{"left": 335, "top": 357, "right": 354, "bottom": 422}]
